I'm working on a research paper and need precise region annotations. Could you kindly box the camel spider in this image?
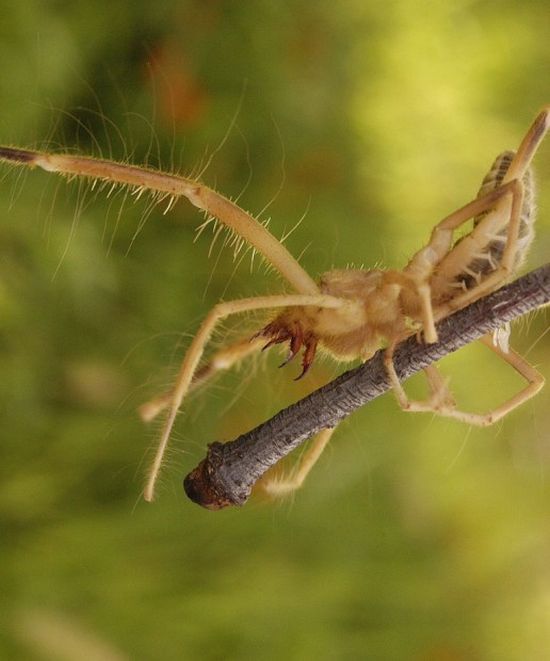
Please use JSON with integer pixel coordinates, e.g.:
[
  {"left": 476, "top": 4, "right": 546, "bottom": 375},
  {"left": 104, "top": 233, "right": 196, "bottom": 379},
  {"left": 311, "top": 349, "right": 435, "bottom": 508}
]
[{"left": 0, "top": 107, "right": 547, "bottom": 503}]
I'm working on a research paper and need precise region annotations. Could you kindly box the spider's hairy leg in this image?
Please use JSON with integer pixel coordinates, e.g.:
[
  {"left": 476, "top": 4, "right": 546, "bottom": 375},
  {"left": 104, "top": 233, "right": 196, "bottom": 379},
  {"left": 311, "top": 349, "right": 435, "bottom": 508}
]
[
  {"left": 144, "top": 293, "right": 357, "bottom": 502},
  {"left": 400, "top": 108, "right": 549, "bottom": 337},
  {"left": 384, "top": 335, "right": 544, "bottom": 425},
  {"left": 262, "top": 427, "right": 336, "bottom": 497},
  {"left": 435, "top": 110, "right": 549, "bottom": 316},
  {"left": 422, "top": 365, "right": 457, "bottom": 408},
  {"left": 139, "top": 335, "right": 265, "bottom": 422},
  {"left": 401, "top": 179, "right": 525, "bottom": 342},
  {"left": 503, "top": 106, "right": 550, "bottom": 183},
  {"left": 381, "top": 270, "right": 437, "bottom": 343},
  {"left": 0, "top": 147, "right": 320, "bottom": 296},
  {"left": 437, "top": 180, "right": 526, "bottom": 316},
  {"left": 474, "top": 335, "right": 545, "bottom": 424}
]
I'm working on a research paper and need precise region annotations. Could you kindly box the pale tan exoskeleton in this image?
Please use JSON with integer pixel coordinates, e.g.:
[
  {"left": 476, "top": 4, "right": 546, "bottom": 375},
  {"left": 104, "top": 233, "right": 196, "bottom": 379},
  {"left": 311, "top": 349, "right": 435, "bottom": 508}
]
[{"left": 0, "top": 107, "right": 547, "bottom": 502}]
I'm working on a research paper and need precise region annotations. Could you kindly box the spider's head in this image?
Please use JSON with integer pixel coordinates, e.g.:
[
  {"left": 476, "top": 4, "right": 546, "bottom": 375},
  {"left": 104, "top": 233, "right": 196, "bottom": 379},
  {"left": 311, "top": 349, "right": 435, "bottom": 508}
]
[{"left": 255, "top": 268, "right": 404, "bottom": 378}]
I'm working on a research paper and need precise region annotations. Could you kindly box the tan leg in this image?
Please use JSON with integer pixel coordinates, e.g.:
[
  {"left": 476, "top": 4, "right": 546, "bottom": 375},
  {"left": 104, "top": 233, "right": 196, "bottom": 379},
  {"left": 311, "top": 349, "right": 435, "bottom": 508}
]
[
  {"left": 384, "top": 342, "right": 454, "bottom": 412},
  {"left": 0, "top": 147, "right": 320, "bottom": 296},
  {"left": 384, "top": 335, "right": 544, "bottom": 426},
  {"left": 262, "top": 427, "right": 336, "bottom": 497},
  {"left": 386, "top": 179, "right": 526, "bottom": 347},
  {"left": 384, "top": 271, "right": 438, "bottom": 343},
  {"left": 398, "top": 107, "right": 550, "bottom": 335},
  {"left": 144, "top": 293, "right": 358, "bottom": 501},
  {"left": 139, "top": 335, "right": 265, "bottom": 422},
  {"left": 503, "top": 106, "right": 550, "bottom": 182},
  {"left": 436, "top": 178, "right": 524, "bottom": 315},
  {"left": 422, "top": 364, "right": 457, "bottom": 409},
  {"left": 387, "top": 183, "right": 521, "bottom": 345},
  {"left": 472, "top": 335, "right": 545, "bottom": 424},
  {"left": 434, "top": 107, "right": 549, "bottom": 315}
]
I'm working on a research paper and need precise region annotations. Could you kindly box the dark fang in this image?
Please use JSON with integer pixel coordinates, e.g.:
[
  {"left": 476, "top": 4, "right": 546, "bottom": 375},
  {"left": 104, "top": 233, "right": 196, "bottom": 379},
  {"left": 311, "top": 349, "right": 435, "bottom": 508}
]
[{"left": 294, "top": 336, "right": 318, "bottom": 381}]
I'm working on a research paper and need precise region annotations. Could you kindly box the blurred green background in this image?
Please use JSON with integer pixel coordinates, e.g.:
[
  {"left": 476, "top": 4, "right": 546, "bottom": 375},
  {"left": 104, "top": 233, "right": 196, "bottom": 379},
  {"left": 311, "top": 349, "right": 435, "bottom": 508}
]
[{"left": 1, "top": 2, "right": 549, "bottom": 659}]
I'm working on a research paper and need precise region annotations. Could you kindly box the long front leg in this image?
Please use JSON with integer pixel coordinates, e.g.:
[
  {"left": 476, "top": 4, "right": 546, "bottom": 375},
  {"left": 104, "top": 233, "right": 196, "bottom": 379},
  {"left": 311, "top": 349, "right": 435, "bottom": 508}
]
[
  {"left": 144, "top": 293, "right": 357, "bottom": 502},
  {"left": 0, "top": 147, "right": 320, "bottom": 296},
  {"left": 139, "top": 335, "right": 266, "bottom": 422}
]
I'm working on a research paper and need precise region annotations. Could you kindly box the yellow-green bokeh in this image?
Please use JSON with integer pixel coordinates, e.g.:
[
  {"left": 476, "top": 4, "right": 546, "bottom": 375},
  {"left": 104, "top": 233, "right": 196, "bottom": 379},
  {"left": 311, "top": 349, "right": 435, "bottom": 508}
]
[{"left": 0, "top": 2, "right": 549, "bottom": 659}]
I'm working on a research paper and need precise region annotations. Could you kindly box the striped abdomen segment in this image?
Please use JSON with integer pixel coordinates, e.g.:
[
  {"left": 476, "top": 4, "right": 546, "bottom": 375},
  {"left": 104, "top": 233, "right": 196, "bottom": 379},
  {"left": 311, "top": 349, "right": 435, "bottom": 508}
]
[{"left": 454, "top": 150, "right": 535, "bottom": 291}]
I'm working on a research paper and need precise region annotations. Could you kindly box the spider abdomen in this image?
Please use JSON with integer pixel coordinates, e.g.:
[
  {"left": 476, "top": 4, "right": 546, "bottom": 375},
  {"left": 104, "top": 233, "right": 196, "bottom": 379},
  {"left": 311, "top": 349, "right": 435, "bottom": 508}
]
[
  {"left": 431, "top": 150, "right": 536, "bottom": 304},
  {"left": 456, "top": 151, "right": 536, "bottom": 290}
]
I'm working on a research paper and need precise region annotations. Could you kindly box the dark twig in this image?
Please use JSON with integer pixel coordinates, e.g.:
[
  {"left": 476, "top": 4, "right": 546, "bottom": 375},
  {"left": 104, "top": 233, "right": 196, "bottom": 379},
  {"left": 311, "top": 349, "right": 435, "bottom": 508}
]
[{"left": 184, "top": 264, "right": 550, "bottom": 510}]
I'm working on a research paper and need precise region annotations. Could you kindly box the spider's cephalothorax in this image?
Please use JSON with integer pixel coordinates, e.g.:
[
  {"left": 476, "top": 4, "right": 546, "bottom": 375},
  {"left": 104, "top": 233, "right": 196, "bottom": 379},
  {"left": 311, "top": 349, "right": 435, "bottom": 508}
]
[{"left": 258, "top": 268, "right": 407, "bottom": 378}]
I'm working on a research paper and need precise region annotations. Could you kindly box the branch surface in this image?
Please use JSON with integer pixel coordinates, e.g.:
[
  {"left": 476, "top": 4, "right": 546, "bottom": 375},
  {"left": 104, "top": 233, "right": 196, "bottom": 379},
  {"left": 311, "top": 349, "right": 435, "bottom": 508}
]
[{"left": 184, "top": 264, "right": 550, "bottom": 510}]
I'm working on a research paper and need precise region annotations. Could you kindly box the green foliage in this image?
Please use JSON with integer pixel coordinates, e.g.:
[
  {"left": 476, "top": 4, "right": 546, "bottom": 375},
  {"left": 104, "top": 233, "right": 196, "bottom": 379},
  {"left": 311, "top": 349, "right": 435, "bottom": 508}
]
[{"left": 0, "top": 2, "right": 549, "bottom": 659}]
